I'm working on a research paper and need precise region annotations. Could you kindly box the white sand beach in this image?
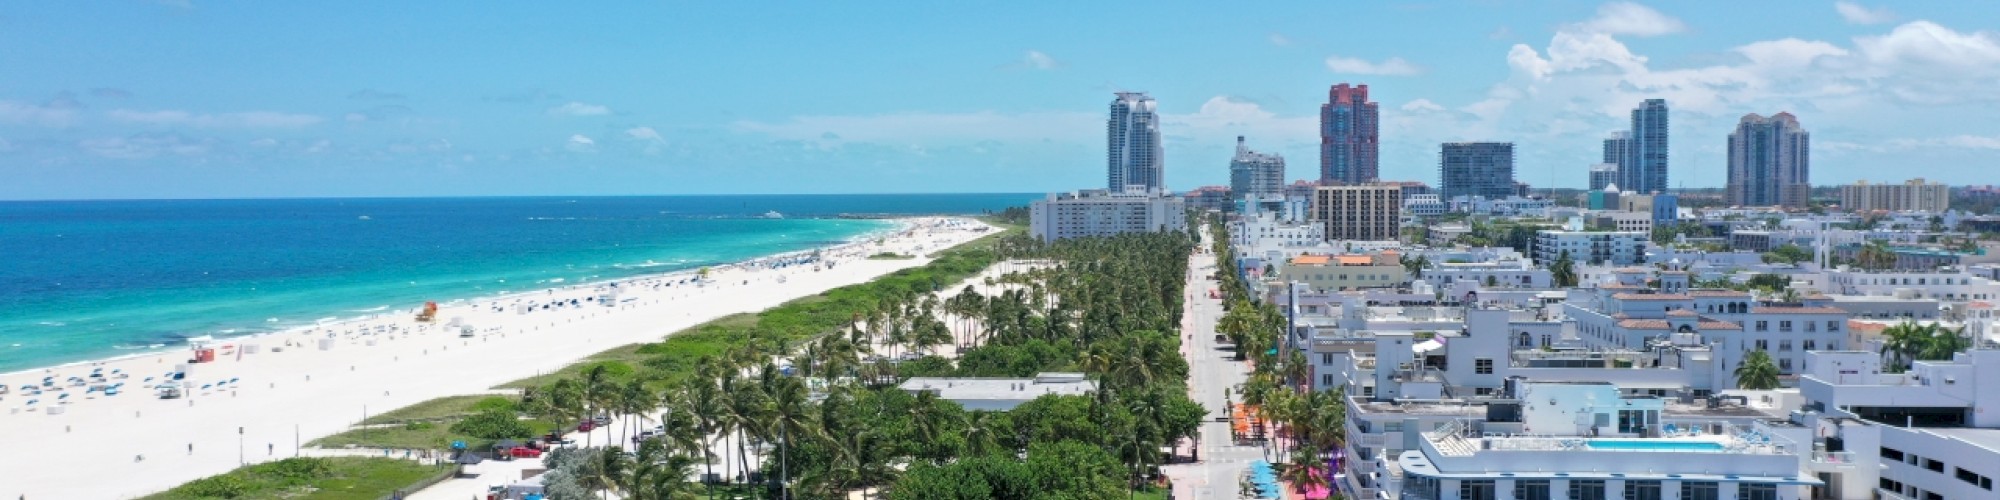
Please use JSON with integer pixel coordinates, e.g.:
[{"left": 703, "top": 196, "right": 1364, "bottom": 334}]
[{"left": 0, "top": 217, "right": 992, "bottom": 499}]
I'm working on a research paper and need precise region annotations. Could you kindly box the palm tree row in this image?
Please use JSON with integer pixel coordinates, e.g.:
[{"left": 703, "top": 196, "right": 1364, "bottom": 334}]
[{"left": 1208, "top": 215, "right": 1348, "bottom": 497}]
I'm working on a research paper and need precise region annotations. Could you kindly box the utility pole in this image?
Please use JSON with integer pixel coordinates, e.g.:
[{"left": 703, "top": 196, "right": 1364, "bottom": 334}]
[{"left": 238, "top": 426, "right": 245, "bottom": 465}]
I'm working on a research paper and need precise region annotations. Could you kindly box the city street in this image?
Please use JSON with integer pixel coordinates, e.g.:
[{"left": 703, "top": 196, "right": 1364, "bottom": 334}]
[{"left": 1162, "top": 228, "right": 1262, "bottom": 500}]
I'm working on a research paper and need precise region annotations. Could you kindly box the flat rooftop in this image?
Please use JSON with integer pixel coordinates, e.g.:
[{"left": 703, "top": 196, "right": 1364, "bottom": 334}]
[
  {"left": 898, "top": 373, "right": 1096, "bottom": 401},
  {"left": 1915, "top": 427, "right": 2000, "bottom": 454}
]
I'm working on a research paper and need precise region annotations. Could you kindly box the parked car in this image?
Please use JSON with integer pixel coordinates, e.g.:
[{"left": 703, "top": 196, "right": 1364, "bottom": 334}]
[
  {"left": 577, "top": 421, "right": 597, "bottom": 432},
  {"left": 507, "top": 446, "right": 543, "bottom": 458}
]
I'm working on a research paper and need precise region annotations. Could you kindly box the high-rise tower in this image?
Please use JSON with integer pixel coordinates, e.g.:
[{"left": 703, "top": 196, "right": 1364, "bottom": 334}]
[
  {"left": 1107, "top": 92, "right": 1163, "bottom": 191},
  {"left": 1320, "top": 83, "right": 1379, "bottom": 185},
  {"left": 1228, "top": 135, "right": 1286, "bottom": 201},
  {"left": 1726, "top": 112, "right": 1810, "bottom": 208},
  {"left": 1439, "top": 142, "right": 1516, "bottom": 200},
  {"left": 1623, "top": 99, "right": 1670, "bottom": 194}
]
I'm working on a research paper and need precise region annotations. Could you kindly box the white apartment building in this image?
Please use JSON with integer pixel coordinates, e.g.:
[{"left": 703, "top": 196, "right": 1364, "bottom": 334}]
[
  {"left": 1405, "top": 193, "right": 1448, "bottom": 218},
  {"left": 1798, "top": 349, "right": 2000, "bottom": 500},
  {"left": 1027, "top": 188, "right": 1186, "bottom": 241},
  {"left": 1229, "top": 212, "right": 1326, "bottom": 249},
  {"left": 1534, "top": 230, "right": 1649, "bottom": 266},
  {"left": 1565, "top": 287, "right": 1852, "bottom": 388},
  {"left": 1590, "top": 210, "right": 1654, "bottom": 233}
]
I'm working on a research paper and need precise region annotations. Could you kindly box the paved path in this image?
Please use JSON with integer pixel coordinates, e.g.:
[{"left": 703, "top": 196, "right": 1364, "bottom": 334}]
[{"left": 1161, "top": 228, "right": 1261, "bottom": 500}]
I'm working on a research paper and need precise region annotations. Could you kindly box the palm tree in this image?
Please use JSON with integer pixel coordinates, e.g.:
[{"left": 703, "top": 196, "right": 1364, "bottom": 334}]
[
  {"left": 721, "top": 371, "right": 768, "bottom": 499},
  {"left": 581, "top": 364, "right": 619, "bottom": 448},
  {"left": 1552, "top": 250, "right": 1578, "bottom": 287},
  {"left": 1735, "top": 350, "right": 1781, "bottom": 390},
  {"left": 764, "top": 376, "right": 813, "bottom": 500},
  {"left": 616, "top": 378, "right": 654, "bottom": 449},
  {"left": 963, "top": 410, "right": 1004, "bottom": 457},
  {"left": 689, "top": 359, "right": 727, "bottom": 499},
  {"left": 579, "top": 446, "right": 632, "bottom": 499}
]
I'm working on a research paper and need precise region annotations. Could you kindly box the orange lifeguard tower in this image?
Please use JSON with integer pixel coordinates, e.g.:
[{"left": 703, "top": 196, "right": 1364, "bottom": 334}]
[{"left": 416, "top": 301, "right": 438, "bottom": 322}]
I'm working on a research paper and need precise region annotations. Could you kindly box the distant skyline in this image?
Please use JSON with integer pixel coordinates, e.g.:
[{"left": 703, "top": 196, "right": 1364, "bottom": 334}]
[{"left": 2, "top": 1, "right": 1999, "bottom": 199}]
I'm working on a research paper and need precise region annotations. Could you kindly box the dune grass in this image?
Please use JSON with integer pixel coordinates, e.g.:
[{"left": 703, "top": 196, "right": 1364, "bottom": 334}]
[{"left": 141, "top": 457, "right": 448, "bottom": 500}]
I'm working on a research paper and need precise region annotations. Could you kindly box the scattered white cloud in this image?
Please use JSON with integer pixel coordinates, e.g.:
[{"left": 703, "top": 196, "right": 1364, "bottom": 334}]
[
  {"left": 1887, "top": 135, "right": 2000, "bottom": 150},
  {"left": 625, "top": 126, "right": 666, "bottom": 154},
  {"left": 1573, "top": 1, "right": 1686, "bottom": 37},
  {"left": 1733, "top": 38, "right": 1850, "bottom": 68},
  {"left": 1401, "top": 99, "right": 1447, "bottom": 113},
  {"left": 625, "top": 126, "right": 663, "bottom": 142},
  {"left": 0, "top": 99, "right": 83, "bottom": 127},
  {"left": 733, "top": 111, "right": 1097, "bottom": 144},
  {"left": 108, "top": 109, "right": 323, "bottom": 128},
  {"left": 79, "top": 133, "right": 216, "bottom": 159},
  {"left": 1268, "top": 33, "right": 1294, "bottom": 47},
  {"left": 1835, "top": 2, "right": 1896, "bottom": 25},
  {"left": 1324, "top": 55, "right": 1424, "bottom": 76},
  {"left": 347, "top": 89, "right": 405, "bottom": 100},
  {"left": 546, "top": 101, "right": 611, "bottom": 116},
  {"left": 1160, "top": 96, "right": 1318, "bottom": 146},
  {"left": 565, "top": 134, "right": 597, "bottom": 153},
  {"left": 90, "top": 88, "right": 133, "bottom": 99},
  {"left": 1019, "top": 50, "right": 1061, "bottom": 70}
]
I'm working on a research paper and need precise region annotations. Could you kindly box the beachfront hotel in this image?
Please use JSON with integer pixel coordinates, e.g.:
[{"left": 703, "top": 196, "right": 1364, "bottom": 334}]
[
  {"left": 1028, "top": 187, "right": 1186, "bottom": 242},
  {"left": 1108, "top": 91, "right": 1164, "bottom": 192}
]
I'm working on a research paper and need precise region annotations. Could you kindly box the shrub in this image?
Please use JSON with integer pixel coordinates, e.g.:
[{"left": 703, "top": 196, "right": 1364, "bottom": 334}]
[
  {"left": 177, "top": 475, "right": 250, "bottom": 498},
  {"left": 450, "top": 409, "right": 533, "bottom": 440},
  {"left": 471, "top": 396, "right": 517, "bottom": 413}
]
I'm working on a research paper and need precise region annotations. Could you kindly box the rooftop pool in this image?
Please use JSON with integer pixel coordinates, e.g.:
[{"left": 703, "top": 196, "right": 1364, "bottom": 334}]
[{"left": 1584, "top": 439, "right": 1727, "bottom": 452}]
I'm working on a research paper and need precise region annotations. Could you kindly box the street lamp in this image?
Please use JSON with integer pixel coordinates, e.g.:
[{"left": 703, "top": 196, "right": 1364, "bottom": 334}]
[{"left": 238, "top": 426, "right": 245, "bottom": 465}]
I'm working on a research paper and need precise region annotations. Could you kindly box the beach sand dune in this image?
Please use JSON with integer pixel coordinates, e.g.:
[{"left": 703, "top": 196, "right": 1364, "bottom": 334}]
[{"left": 0, "top": 217, "right": 990, "bottom": 499}]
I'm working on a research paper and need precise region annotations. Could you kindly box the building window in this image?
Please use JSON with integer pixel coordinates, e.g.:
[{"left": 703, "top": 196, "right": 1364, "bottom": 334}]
[
  {"left": 1780, "top": 321, "right": 1793, "bottom": 332},
  {"left": 1682, "top": 481, "right": 1720, "bottom": 500},
  {"left": 1926, "top": 457, "right": 1946, "bottom": 473},
  {"left": 1779, "top": 358, "right": 1793, "bottom": 372},
  {"left": 1513, "top": 479, "right": 1551, "bottom": 500},
  {"left": 1736, "top": 483, "right": 1776, "bottom": 500},
  {"left": 1569, "top": 479, "right": 1607, "bottom": 500},
  {"left": 1320, "top": 374, "right": 1334, "bottom": 387},
  {"left": 1956, "top": 467, "right": 1994, "bottom": 490},
  {"left": 1623, "top": 480, "right": 1662, "bottom": 500},
  {"left": 1755, "top": 321, "right": 1768, "bottom": 331},
  {"left": 1779, "top": 340, "right": 1792, "bottom": 352},
  {"left": 1828, "top": 320, "right": 1841, "bottom": 332},
  {"left": 1755, "top": 340, "right": 1768, "bottom": 351},
  {"left": 1475, "top": 358, "right": 1494, "bottom": 375},
  {"left": 1459, "top": 479, "right": 1497, "bottom": 500},
  {"left": 1322, "top": 353, "right": 1335, "bottom": 364}
]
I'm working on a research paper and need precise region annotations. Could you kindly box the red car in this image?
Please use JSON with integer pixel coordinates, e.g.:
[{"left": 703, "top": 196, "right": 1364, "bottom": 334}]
[
  {"left": 577, "top": 420, "right": 597, "bottom": 432},
  {"left": 507, "top": 446, "right": 543, "bottom": 458}
]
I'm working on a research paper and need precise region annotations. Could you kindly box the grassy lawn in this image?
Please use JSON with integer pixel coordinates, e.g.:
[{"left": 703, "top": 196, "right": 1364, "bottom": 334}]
[
  {"left": 309, "top": 416, "right": 564, "bottom": 451},
  {"left": 142, "top": 457, "right": 448, "bottom": 500},
  {"left": 360, "top": 394, "right": 516, "bottom": 425},
  {"left": 867, "top": 252, "right": 913, "bottom": 260}
]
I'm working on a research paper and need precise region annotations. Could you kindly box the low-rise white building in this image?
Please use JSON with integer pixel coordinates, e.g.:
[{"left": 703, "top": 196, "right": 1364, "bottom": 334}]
[
  {"left": 1535, "top": 229, "right": 1649, "bottom": 266},
  {"left": 1028, "top": 187, "right": 1186, "bottom": 241},
  {"left": 897, "top": 372, "right": 1095, "bottom": 411}
]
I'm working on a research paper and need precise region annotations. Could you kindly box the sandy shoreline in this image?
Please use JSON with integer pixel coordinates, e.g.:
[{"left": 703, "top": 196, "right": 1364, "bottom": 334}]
[
  {"left": 0, "top": 218, "right": 912, "bottom": 381},
  {"left": 0, "top": 216, "right": 992, "bottom": 499}
]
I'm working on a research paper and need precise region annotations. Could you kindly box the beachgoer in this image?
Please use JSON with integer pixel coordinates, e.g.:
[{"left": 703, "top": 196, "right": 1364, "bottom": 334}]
[
  {"left": 187, "top": 443, "right": 193, "bottom": 455},
  {"left": 268, "top": 443, "right": 274, "bottom": 455}
]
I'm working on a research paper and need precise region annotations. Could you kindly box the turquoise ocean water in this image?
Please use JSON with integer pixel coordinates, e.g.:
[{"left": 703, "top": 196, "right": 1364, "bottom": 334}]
[{"left": 0, "top": 194, "right": 1036, "bottom": 373}]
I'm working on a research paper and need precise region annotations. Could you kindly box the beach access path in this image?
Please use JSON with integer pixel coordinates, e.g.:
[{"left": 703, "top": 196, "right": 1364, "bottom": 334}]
[{"left": 0, "top": 217, "right": 992, "bottom": 499}]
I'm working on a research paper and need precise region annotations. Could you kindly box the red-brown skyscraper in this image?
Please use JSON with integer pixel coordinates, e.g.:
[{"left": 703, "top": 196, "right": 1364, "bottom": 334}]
[{"left": 1320, "top": 83, "right": 1380, "bottom": 185}]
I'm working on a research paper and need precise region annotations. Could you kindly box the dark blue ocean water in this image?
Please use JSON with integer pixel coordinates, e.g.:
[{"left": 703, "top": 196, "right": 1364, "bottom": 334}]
[{"left": 0, "top": 194, "right": 1037, "bottom": 372}]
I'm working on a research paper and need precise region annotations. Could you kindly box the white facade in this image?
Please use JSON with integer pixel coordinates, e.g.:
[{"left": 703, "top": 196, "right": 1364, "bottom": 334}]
[
  {"left": 1028, "top": 188, "right": 1186, "bottom": 241},
  {"left": 1798, "top": 349, "right": 2000, "bottom": 500},
  {"left": 1535, "top": 230, "right": 1649, "bottom": 266}
]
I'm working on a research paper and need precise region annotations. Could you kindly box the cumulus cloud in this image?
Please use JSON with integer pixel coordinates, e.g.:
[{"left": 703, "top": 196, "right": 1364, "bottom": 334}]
[
  {"left": 625, "top": 126, "right": 666, "bottom": 154},
  {"left": 1160, "top": 96, "right": 1319, "bottom": 146},
  {"left": 547, "top": 101, "right": 611, "bottom": 116},
  {"left": 1325, "top": 55, "right": 1424, "bottom": 76},
  {"left": 1573, "top": 2, "right": 1686, "bottom": 37},
  {"left": 1015, "top": 50, "right": 1061, "bottom": 70},
  {"left": 1835, "top": 2, "right": 1896, "bottom": 25},
  {"left": 109, "top": 109, "right": 324, "bottom": 128},
  {"left": 1401, "top": 99, "right": 1448, "bottom": 113},
  {"left": 565, "top": 134, "right": 597, "bottom": 152}
]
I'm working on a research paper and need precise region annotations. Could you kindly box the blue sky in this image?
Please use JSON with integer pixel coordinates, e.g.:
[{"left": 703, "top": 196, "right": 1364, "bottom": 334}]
[{"left": 3, "top": 1, "right": 1998, "bottom": 199}]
